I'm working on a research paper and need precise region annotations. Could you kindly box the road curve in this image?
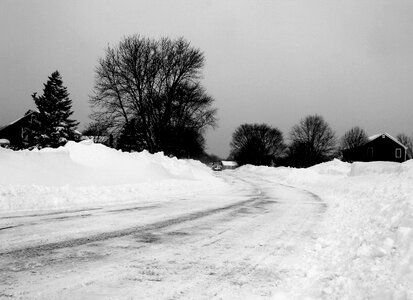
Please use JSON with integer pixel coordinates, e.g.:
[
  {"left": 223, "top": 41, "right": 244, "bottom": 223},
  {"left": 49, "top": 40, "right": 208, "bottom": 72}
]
[{"left": 0, "top": 171, "right": 325, "bottom": 299}]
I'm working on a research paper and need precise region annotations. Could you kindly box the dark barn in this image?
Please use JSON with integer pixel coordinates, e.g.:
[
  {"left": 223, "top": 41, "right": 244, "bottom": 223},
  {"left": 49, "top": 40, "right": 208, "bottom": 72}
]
[
  {"left": 343, "top": 133, "right": 407, "bottom": 163},
  {"left": 0, "top": 110, "right": 39, "bottom": 149}
]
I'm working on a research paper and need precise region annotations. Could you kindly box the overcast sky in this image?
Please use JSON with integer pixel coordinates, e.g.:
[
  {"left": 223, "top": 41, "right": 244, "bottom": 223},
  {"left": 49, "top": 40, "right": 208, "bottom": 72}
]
[{"left": 1, "top": 0, "right": 412, "bottom": 157}]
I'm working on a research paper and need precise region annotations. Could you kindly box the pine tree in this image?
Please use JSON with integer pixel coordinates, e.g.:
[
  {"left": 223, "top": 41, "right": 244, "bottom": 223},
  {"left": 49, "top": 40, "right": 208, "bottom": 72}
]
[{"left": 31, "top": 71, "right": 79, "bottom": 148}]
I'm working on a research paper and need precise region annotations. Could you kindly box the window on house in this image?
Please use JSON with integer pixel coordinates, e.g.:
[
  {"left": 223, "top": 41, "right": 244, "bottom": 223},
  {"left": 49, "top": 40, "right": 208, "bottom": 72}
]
[{"left": 395, "top": 148, "right": 402, "bottom": 158}]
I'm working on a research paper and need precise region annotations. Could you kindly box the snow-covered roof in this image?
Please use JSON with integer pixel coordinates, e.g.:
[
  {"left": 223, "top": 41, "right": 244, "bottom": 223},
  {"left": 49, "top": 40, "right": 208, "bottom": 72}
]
[
  {"left": 368, "top": 132, "right": 407, "bottom": 149},
  {"left": 2, "top": 109, "right": 39, "bottom": 129},
  {"left": 222, "top": 161, "right": 238, "bottom": 167}
]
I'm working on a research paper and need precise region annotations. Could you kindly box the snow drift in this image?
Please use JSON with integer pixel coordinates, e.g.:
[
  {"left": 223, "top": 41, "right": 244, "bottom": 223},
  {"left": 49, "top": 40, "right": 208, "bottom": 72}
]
[
  {"left": 240, "top": 159, "right": 413, "bottom": 299},
  {"left": 0, "top": 141, "right": 223, "bottom": 212},
  {"left": 0, "top": 140, "right": 212, "bottom": 186}
]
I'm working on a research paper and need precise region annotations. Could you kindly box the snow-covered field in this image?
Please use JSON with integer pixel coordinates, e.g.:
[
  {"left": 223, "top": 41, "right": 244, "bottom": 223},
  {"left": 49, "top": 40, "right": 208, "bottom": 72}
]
[{"left": 0, "top": 142, "right": 412, "bottom": 299}]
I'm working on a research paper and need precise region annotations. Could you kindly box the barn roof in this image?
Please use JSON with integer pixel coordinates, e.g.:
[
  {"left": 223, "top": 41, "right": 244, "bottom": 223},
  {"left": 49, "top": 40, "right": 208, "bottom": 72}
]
[{"left": 368, "top": 133, "right": 407, "bottom": 149}]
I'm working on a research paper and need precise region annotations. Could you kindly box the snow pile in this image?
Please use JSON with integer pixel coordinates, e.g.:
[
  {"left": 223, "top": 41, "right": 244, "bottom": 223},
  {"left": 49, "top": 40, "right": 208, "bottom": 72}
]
[
  {"left": 241, "top": 160, "right": 413, "bottom": 299},
  {"left": 64, "top": 140, "right": 213, "bottom": 183},
  {"left": 0, "top": 141, "right": 223, "bottom": 212}
]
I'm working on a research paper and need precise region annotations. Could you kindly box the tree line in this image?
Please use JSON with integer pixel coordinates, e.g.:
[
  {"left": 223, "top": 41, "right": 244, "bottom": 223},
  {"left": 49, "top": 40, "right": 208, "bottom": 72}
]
[
  {"left": 26, "top": 34, "right": 216, "bottom": 159},
  {"left": 24, "top": 33, "right": 413, "bottom": 166},
  {"left": 230, "top": 120, "right": 413, "bottom": 167}
]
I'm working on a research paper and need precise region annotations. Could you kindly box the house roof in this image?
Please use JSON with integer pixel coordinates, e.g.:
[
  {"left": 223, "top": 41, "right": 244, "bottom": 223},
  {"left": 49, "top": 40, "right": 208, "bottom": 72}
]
[
  {"left": 221, "top": 161, "right": 238, "bottom": 167},
  {"left": 0, "top": 110, "right": 39, "bottom": 133},
  {"left": 368, "top": 132, "right": 407, "bottom": 149},
  {"left": 9, "top": 109, "right": 39, "bottom": 126}
]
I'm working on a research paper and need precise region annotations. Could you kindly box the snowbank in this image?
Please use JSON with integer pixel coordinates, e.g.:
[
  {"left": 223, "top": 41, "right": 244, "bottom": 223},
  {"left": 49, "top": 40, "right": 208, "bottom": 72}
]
[
  {"left": 0, "top": 141, "right": 223, "bottom": 212},
  {"left": 1, "top": 142, "right": 412, "bottom": 298},
  {"left": 240, "top": 159, "right": 413, "bottom": 299}
]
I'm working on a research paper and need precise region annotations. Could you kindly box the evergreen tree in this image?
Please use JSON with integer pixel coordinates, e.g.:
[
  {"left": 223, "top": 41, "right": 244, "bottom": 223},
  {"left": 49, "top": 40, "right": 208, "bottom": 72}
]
[{"left": 31, "top": 71, "right": 79, "bottom": 148}]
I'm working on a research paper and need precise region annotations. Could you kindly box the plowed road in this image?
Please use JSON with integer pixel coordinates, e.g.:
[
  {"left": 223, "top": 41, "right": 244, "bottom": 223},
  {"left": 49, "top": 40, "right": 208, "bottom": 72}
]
[{"left": 0, "top": 171, "right": 325, "bottom": 299}]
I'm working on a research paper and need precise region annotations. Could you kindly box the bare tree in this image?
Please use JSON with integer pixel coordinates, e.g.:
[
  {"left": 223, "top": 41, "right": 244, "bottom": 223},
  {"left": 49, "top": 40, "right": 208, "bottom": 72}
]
[
  {"left": 230, "top": 123, "right": 285, "bottom": 166},
  {"left": 397, "top": 133, "right": 413, "bottom": 159},
  {"left": 340, "top": 126, "right": 369, "bottom": 150},
  {"left": 90, "top": 35, "right": 217, "bottom": 157},
  {"left": 288, "top": 115, "right": 336, "bottom": 167}
]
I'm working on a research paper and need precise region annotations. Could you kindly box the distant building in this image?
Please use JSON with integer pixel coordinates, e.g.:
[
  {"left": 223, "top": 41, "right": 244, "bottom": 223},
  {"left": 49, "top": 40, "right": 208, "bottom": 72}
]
[
  {"left": 0, "top": 110, "right": 83, "bottom": 149},
  {"left": 82, "top": 135, "right": 113, "bottom": 147},
  {"left": 342, "top": 133, "right": 407, "bottom": 163},
  {"left": 0, "top": 110, "right": 40, "bottom": 149},
  {"left": 221, "top": 161, "right": 238, "bottom": 169}
]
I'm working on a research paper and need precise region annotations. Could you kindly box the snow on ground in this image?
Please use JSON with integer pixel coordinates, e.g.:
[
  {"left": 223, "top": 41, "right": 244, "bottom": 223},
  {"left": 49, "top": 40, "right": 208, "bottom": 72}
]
[
  {"left": 240, "top": 160, "right": 413, "bottom": 299},
  {"left": 0, "top": 140, "right": 228, "bottom": 214},
  {"left": 1, "top": 142, "right": 412, "bottom": 298}
]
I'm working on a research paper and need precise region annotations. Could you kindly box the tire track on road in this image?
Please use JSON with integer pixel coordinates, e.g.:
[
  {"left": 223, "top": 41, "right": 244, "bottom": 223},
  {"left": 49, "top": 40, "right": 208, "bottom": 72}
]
[{"left": 0, "top": 194, "right": 263, "bottom": 258}]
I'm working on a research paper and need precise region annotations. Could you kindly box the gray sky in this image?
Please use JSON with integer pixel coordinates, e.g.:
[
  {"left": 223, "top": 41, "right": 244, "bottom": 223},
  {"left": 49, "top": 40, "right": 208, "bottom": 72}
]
[{"left": 1, "top": 0, "right": 412, "bottom": 157}]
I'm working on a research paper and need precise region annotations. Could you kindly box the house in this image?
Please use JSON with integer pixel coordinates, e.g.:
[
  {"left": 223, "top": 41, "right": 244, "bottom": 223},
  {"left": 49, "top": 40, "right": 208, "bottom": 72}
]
[
  {"left": 342, "top": 133, "right": 407, "bottom": 163},
  {"left": 0, "top": 110, "right": 84, "bottom": 149},
  {"left": 0, "top": 110, "right": 40, "bottom": 149},
  {"left": 221, "top": 161, "right": 238, "bottom": 169},
  {"left": 210, "top": 160, "right": 238, "bottom": 171}
]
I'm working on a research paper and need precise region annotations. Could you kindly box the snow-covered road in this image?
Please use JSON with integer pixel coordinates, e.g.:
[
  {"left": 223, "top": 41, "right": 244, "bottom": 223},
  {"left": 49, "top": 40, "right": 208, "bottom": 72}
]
[{"left": 0, "top": 171, "right": 325, "bottom": 299}]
